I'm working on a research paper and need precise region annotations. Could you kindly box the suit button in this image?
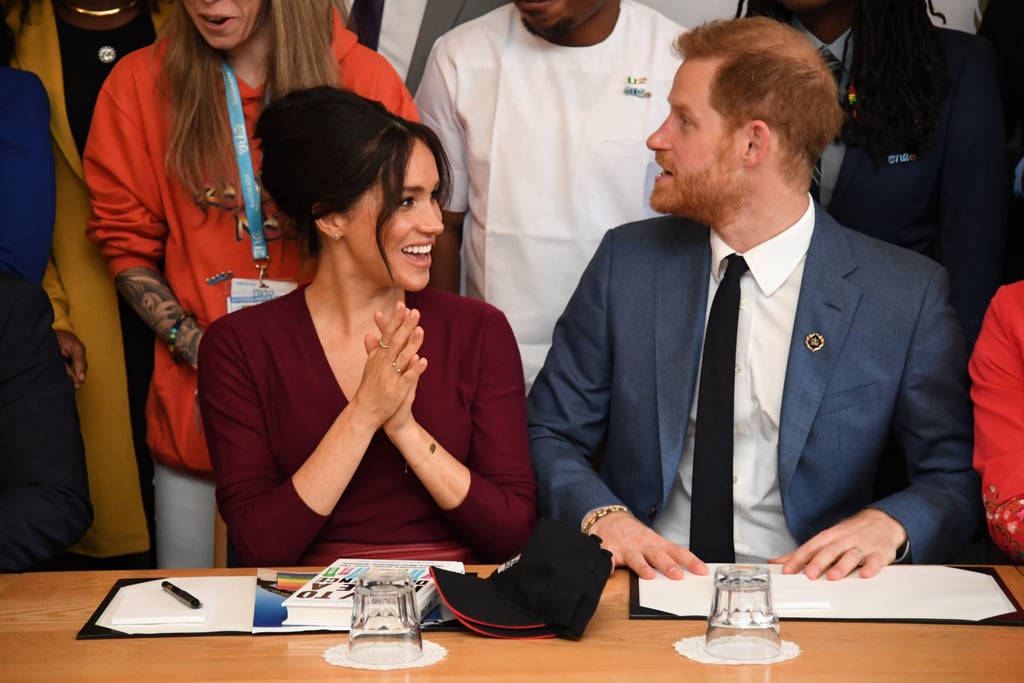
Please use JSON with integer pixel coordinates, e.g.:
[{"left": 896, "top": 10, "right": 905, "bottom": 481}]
[{"left": 648, "top": 505, "right": 657, "bottom": 520}]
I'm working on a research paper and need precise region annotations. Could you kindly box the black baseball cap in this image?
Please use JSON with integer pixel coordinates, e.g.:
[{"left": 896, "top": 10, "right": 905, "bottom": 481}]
[{"left": 430, "top": 518, "right": 613, "bottom": 639}]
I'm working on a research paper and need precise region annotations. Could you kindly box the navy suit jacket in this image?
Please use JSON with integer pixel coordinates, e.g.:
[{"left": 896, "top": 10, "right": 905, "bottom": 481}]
[
  {"left": 528, "top": 209, "right": 982, "bottom": 564},
  {"left": 825, "top": 29, "right": 1006, "bottom": 344},
  {"left": 0, "top": 273, "right": 91, "bottom": 571}
]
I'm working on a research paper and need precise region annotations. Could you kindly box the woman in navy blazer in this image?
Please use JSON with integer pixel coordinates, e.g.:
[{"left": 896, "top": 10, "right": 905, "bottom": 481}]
[{"left": 740, "top": 0, "right": 1006, "bottom": 345}]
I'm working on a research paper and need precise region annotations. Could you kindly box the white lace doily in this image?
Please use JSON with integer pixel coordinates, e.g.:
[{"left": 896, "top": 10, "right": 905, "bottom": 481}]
[
  {"left": 323, "top": 639, "right": 448, "bottom": 670},
  {"left": 673, "top": 636, "right": 801, "bottom": 665}
]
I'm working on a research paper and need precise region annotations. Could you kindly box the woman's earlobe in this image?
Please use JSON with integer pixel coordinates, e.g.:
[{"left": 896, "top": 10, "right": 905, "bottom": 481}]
[{"left": 315, "top": 212, "right": 347, "bottom": 240}]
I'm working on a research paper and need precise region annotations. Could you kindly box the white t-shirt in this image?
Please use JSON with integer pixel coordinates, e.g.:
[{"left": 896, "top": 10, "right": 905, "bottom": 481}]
[{"left": 417, "top": 1, "right": 684, "bottom": 387}]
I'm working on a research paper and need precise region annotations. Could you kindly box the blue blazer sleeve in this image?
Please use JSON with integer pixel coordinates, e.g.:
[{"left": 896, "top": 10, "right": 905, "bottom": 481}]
[
  {"left": 863, "top": 267, "right": 982, "bottom": 563},
  {"left": 0, "top": 68, "right": 56, "bottom": 285},
  {"left": 529, "top": 230, "right": 620, "bottom": 526},
  {"left": 529, "top": 218, "right": 709, "bottom": 528}
]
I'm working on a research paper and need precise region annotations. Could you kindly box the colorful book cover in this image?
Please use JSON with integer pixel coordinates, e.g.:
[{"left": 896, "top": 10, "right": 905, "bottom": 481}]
[
  {"left": 251, "top": 569, "right": 334, "bottom": 633},
  {"left": 281, "top": 559, "right": 464, "bottom": 628}
]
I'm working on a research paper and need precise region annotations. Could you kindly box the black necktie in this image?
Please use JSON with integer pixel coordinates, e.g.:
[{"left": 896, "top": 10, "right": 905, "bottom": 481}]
[
  {"left": 811, "top": 47, "right": 844, "bottom": 202},
  {"left": 689, "top": 253, "right": 748, "bottom": 563},
  {"left": 351, "top": 0, "right": 385, "bottom": 51}
]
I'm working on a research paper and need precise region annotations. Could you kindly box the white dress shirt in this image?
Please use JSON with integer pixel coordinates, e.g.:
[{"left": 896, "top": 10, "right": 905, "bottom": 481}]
[{"left": 654, "top": 198, "right": 816, "bottom": 562}]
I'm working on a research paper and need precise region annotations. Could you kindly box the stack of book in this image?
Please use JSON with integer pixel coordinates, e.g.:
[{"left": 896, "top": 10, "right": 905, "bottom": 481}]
[{"left": 254, "top": 559, "right": 464, "bottom": 632}]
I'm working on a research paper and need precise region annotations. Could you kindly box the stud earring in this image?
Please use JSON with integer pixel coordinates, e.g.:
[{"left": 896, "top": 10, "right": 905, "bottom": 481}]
[{"left": 331, "top": 232, "right": 342, "bottom": 241}]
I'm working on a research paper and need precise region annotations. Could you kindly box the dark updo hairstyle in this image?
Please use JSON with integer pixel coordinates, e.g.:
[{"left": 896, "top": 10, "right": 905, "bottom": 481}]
[{"left": 255, "top": 86, "right": 452, "bottom": 270}]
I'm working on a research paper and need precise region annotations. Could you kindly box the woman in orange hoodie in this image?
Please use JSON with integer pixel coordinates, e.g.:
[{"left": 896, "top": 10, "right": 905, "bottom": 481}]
[{"left": 85, "top": 0, "right": 416, "bottom": 568}]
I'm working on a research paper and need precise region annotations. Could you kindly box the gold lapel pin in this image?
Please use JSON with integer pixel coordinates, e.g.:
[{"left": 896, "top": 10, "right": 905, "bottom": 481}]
[{"left": 805, "top": 333, "right": 825, "bottom": 352}]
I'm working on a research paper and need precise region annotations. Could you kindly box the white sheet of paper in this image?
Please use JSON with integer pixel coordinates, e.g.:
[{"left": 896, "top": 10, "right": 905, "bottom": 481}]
[
  {"left": 99, "top": 577, "right": 255, "bottom": 634},
  {"left": 109, "top": 579, "right": 219, "bottom": 625},
  {"left": 639, "top": 564, "right": 1016, "bottom": 622}
]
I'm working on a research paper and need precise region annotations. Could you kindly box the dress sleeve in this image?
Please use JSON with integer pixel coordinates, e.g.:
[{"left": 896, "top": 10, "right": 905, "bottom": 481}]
[
  {"left": 83, "top": 58, "right": 169, "bottom": 278},
  {"left": 970, "top": 284, "right": 1024, "bottom": 562},
  {"left": 197, "top": 318, "right": 329, "bottom": 566},
  {"left": 0, "top": 69, "right": 55, "bottom": 285},
  {"left": 439, "top": 308, "right": 537, "bottom": 561}
]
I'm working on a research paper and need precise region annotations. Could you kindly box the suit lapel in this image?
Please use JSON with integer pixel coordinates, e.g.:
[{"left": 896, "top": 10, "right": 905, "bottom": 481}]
[
  {"left": 654, "top": 229, "right": 710, "bottom": 503},
  {"left": 408, "top": 0, "right": 466, "bottom": 92},
  {"left": 777, "top": 209, "right": 862, "bottom": 494}
]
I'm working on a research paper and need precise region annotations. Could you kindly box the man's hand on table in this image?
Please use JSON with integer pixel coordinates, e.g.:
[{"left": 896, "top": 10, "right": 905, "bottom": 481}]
[
  {"left": 771, "top": 508, "right": 908, "bottom": 580},
  {"left": 588, "top": 511, "right": 708, "bottom": 580}
]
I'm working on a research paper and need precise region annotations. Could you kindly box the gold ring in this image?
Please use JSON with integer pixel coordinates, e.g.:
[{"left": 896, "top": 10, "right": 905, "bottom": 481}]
[
  {"left": 851, "top": 546, "right": 865, "bottom": 567},
  {"left": 378, "top": 338, "right": 390, "bottom": 350},
  {"left": 392, "top": 361, "right": 403, "bottom": 374}
]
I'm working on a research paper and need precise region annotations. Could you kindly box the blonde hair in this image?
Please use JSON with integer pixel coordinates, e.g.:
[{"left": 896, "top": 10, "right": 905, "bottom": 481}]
[
  {"left": 161, "top": 0, "right": 339, "bottom": 190},
  {"left": 676, "top": 18, "right": 843, "bottom": 182}
]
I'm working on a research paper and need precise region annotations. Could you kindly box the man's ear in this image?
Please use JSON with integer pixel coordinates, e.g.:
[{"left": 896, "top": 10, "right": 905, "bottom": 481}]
[{"left": 742, "top": 120, "right": 772, "bottom": 169}]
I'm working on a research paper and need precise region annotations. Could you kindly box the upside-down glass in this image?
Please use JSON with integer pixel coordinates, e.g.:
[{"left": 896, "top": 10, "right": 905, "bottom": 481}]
[
  {"left": 705, "top": 565, "right": 782, "bottom": 661},
  {"left": 348, "top": 569, "right": 423, "bottom": 665}
]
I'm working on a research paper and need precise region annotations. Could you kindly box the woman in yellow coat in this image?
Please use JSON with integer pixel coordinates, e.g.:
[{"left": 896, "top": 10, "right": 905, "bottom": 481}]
[{"left": 6, "top": 0, "right": 173, "bottom": 564}]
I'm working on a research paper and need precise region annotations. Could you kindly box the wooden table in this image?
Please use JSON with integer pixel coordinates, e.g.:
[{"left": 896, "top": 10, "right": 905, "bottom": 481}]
[{"left": 1, "top": 566, "right": 1022, "bottom": 682}]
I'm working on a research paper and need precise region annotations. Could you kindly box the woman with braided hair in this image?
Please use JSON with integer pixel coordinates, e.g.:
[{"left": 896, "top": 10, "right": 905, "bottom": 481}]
[{"left": 738, "top": 0, "right": 1006, "bottom": 346}]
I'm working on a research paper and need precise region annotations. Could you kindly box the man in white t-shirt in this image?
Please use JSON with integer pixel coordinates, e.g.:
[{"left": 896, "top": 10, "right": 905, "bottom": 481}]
[{"left": 416, "top": 0, "right": 683, "bottom": 388}]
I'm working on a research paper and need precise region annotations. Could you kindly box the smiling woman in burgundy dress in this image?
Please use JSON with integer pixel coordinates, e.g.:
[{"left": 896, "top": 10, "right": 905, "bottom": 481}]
[{"left": 197, "top": 86, "right": 537, "bottom": 567}]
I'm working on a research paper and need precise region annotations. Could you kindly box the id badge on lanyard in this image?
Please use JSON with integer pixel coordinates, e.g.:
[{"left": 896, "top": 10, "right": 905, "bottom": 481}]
[{"left": 220, "top": 60, "right": 295, "bottom": 311}]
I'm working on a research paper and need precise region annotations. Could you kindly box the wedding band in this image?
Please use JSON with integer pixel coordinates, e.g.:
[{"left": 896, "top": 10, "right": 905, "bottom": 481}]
[
  {"left": 851, "top": 546, "right": 865, "bottom": 567},
  {"left": 378, "top": 338, "right": 390, "bottom": 350}
]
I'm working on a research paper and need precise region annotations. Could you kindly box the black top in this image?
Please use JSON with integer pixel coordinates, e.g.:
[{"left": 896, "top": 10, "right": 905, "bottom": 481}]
[{"left": 55, "top": 9, "right": 155, "bottom": 157}]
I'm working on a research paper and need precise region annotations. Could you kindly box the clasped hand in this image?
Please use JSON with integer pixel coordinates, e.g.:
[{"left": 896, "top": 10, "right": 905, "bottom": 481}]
[{"left": 352, "top": 301, "right": 428, "bottom": 435}]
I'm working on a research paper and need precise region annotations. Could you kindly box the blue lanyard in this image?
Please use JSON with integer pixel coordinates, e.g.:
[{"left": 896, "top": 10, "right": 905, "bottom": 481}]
[{"left": 220, "top": 60, "right": 269, "bottom": 276}]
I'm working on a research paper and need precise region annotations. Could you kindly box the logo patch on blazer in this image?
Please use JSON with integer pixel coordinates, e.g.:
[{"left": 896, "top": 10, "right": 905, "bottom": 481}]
[{"left": 887, "top": 152, "right": 917, "bottom": 165}]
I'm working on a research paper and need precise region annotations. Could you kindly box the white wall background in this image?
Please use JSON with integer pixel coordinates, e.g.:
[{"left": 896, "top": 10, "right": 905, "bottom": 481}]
[{"left": 640, "top": 0, "right": 987, "bottom": 34}]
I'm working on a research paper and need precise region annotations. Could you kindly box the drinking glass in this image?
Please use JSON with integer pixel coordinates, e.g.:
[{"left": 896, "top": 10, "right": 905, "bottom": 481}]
[
  {"left": 348, "top": 569, "right": 423, "bottom": 665},
  {"left": 705, "top": 565, "right": 782, "bottom": 661}
]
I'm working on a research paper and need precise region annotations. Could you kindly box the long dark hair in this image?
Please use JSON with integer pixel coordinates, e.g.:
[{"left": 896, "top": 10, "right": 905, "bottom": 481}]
[
  {"left": 255, "top": 86, "right": 452, "bottom": 267},
  {"left": 737, "top": 0, "right": 948, "bottom": 164}
]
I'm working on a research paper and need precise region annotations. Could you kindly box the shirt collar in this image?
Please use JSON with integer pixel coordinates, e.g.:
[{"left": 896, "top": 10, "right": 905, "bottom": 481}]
[
  {"left": 709, "top": 196, "right": 815, "bottom": 297},
  {"left": 791, "top": 15, "right": 854, "bottom": 73}
]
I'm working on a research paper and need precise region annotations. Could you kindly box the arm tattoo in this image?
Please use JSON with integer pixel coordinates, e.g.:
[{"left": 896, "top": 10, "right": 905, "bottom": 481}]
[{"left": 116, "top": 266, "right": 203, "bottom": 368}]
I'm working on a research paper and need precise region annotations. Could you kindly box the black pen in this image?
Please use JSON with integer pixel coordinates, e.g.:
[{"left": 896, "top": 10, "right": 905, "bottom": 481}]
[{"left": 161, "top": 580, "right": 202, "bottom": 609}]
